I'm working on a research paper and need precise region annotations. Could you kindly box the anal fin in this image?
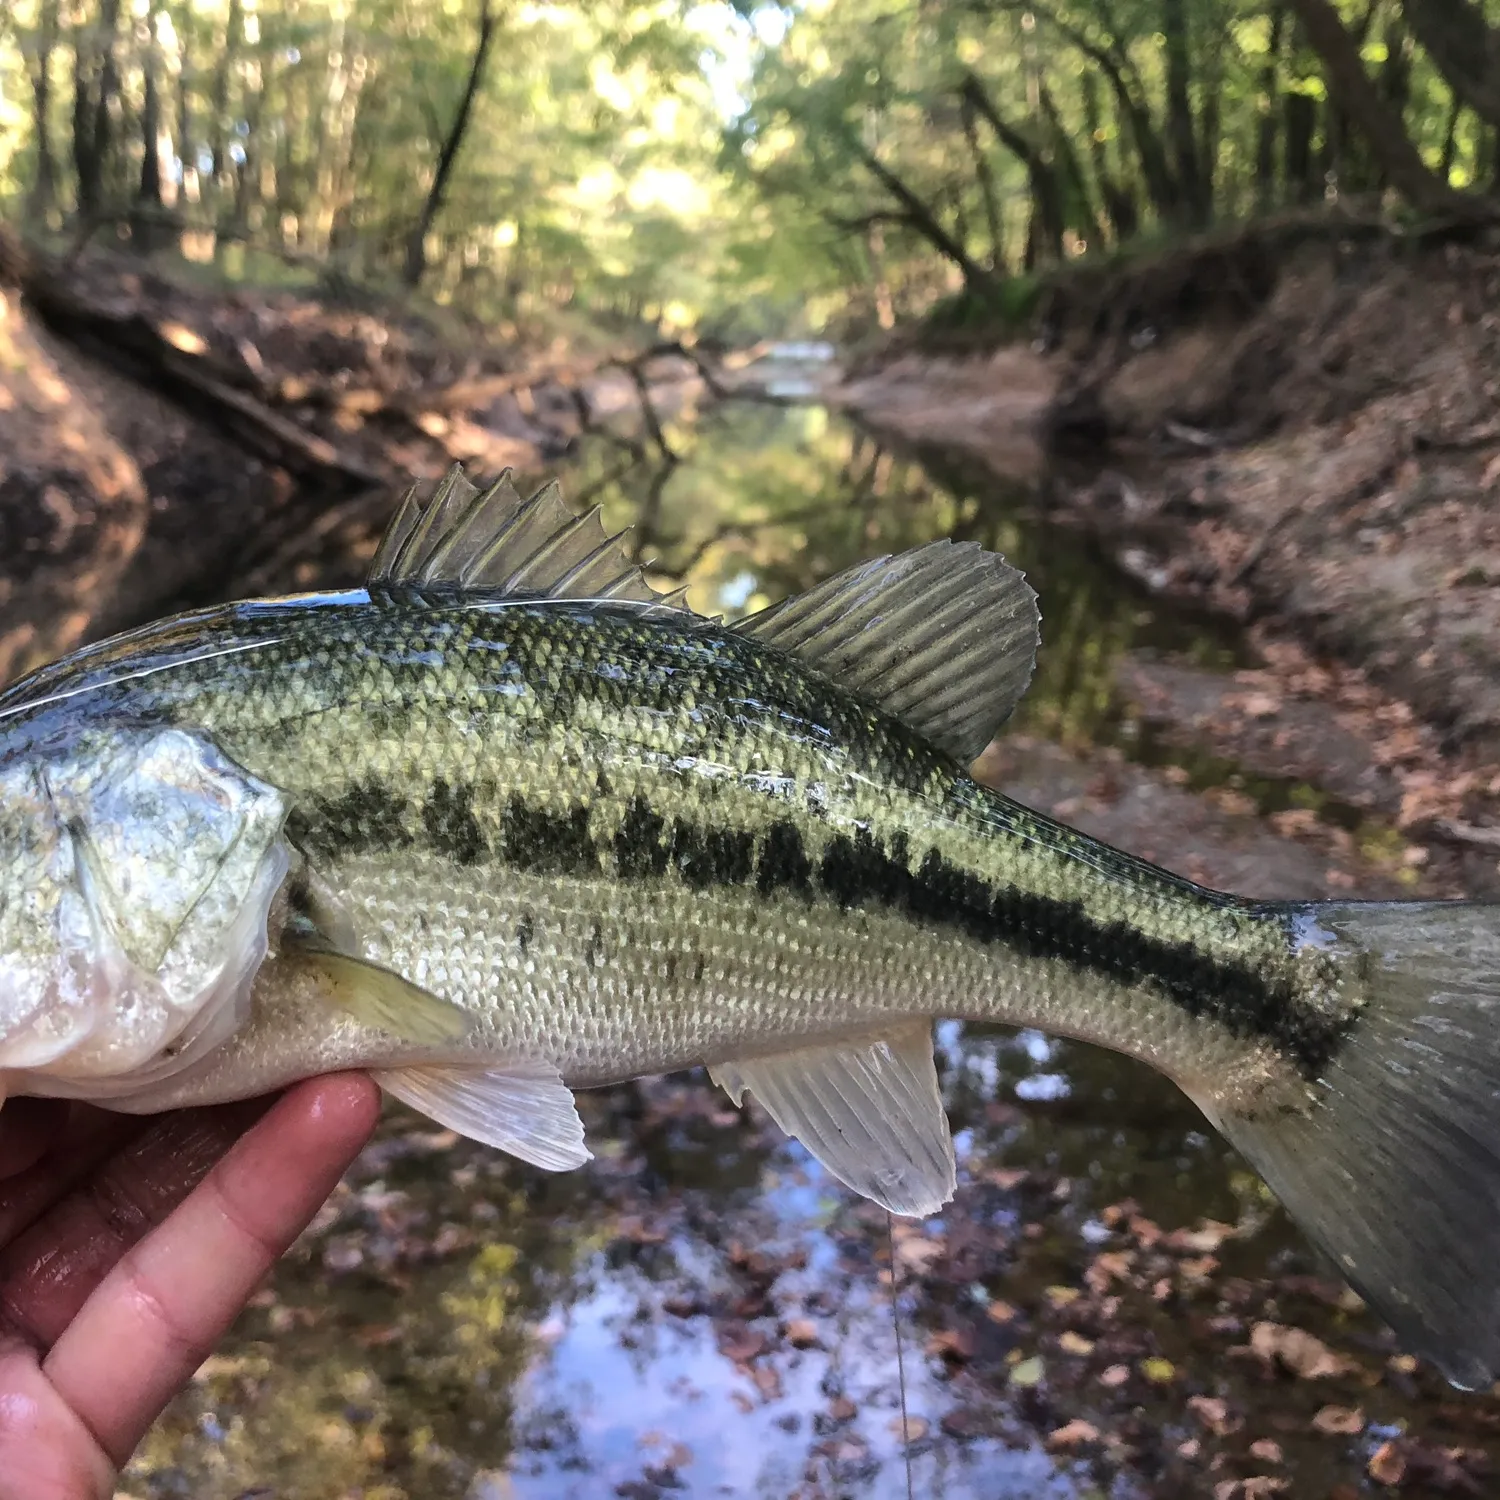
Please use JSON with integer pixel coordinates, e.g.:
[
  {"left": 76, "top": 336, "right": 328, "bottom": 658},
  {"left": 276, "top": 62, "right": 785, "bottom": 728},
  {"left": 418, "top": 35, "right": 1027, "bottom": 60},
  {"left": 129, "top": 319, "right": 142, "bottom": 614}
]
[
  {"left": 710, "top": 1022, "right": 956, "bottom": 1217},
  {"left": 376, "top": 1063, "right": 591, "bottom": 1171}
]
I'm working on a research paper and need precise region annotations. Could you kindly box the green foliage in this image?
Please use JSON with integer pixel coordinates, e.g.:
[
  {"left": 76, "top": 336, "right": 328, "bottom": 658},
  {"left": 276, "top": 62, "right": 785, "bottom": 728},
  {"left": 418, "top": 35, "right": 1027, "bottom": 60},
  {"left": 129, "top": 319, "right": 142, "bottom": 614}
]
[
  {"left": 925, "top": 275, "right": 1045, "bottom": 336},
  {"left": 1, "top": 0, "right": 1496, "bottom": 340}
]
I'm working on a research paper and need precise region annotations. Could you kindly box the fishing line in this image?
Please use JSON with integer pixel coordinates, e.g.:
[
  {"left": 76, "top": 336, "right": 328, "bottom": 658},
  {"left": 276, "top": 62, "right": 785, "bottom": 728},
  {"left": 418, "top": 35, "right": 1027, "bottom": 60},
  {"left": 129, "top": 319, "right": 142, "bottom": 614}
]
[{"left": 887, "top": 1208, "right": 915, "bottom": 1500}]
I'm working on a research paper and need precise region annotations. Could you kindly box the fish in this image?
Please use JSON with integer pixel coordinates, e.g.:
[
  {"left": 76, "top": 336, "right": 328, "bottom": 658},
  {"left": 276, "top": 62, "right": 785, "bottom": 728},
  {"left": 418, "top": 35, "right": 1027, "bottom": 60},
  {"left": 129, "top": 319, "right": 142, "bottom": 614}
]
[{"left": 2, "top": 464, "right": 1499, "bottom": 1389}]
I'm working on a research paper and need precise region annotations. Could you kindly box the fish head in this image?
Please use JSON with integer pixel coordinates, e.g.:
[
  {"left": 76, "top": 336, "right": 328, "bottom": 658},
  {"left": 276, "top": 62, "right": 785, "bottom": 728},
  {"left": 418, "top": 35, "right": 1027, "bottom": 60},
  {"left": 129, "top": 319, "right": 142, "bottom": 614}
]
[{"left": 0, "top": 726, "right": 290, "bottom": 1096}]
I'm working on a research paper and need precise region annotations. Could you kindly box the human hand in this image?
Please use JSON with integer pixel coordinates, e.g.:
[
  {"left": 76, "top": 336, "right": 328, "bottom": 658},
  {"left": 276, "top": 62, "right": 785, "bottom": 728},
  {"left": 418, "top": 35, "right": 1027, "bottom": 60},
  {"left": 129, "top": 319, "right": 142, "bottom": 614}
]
[{"left": 0, "top": 1075, "right": 381, "bottom": 1500}]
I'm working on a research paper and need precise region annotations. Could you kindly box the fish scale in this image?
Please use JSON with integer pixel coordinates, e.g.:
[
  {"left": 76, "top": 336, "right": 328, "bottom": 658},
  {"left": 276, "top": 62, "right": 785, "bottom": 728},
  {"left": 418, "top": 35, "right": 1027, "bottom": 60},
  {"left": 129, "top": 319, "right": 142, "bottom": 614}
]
[{"left": 4, "top": 464, "right": 1500, "bottom": 1388}]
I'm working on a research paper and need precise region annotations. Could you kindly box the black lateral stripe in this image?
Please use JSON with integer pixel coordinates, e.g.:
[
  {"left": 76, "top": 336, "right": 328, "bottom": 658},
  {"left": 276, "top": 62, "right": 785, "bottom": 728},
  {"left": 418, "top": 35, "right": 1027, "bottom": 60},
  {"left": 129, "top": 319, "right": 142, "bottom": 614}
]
[
  {"left": 501, "top": 793, "right": 598, "bottom": 875},
  {"left": 423, "top": 778, "right": 485, "bottom": 866},
  {"left": 816, "top": 829, "right": 1345, "bottom": 1076},
  {"left": 288, "top": 777, "right": 414, "bottom": 860}
]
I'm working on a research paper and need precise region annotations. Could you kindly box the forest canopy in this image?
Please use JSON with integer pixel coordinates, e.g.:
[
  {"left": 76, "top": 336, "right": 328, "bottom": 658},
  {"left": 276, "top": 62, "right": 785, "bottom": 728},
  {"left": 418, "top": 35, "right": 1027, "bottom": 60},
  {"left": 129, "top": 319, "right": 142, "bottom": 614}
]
[{"left": 1, "top": 0, "right": 1498, "bottom": 340}]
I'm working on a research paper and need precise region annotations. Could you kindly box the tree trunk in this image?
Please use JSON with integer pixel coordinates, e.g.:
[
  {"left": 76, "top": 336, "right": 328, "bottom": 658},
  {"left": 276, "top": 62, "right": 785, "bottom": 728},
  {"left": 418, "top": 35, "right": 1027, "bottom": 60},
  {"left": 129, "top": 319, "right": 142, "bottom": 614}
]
[
  {"left": 1439, "top": 95, "right": 1464, "bottom": 180},
  {"left": 1256, "top": 8, "right": 1286, "bottom": 210},
  {"left": 1081, "top": 69, "right": 1137, "bottom": 242},
  {"left": 209, "top": 0, "right": 242, "bottom": 185},
  {"left": 1317, "top": 0, "right": 1380, "bottom": 195},
  {"left": 960, "top": 95, "right": 1005, "bottom": 271},
  {"left": 1285, "top": 0, "right": 1481, "bottom": 215},
  {"left": 231, "top": 32, "right": 269, "bottom": 235},
  {"left": 866, "top": 221, "right": 896, "bottom": 329},
  {"left": 1038, "top": 77, "right": 1101, "bottom": 244},
  {"left": 960, "top": 72, "right": 1066, "bottom": 262},
  {"left": 1400, "top": 0, "right": 1500, "bottom": 133},
  {"left": 72, "top": 0, "right": 124, "bottom": 218},
  {"left": 26, "top": 0, "right": 60, "bottom": 217},
  {"left": 1284, "top": 89, "right": 1321, "bottom": 203},
  {"left": 1026, "top": 5, "right": 1180, "bottom": 218},
  {"left": 403, "top": 0, "right": 499, "bottom": 288},
  {"left": 1162, "top": 0, "right": 1204, "bottom": 223},
  {"left": 175, "top": 0, "right": 194, "bottom": 196},
  {"left": 138, "top": 13, "right": 165, "bottom": 211}
]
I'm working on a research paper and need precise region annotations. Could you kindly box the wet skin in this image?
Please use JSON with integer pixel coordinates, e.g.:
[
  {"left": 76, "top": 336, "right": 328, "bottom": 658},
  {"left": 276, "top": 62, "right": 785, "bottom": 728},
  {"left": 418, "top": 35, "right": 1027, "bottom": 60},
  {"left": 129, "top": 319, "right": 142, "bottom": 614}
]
[{"left": 0, "top": 1074, "right": 380, "bottom": 1500}]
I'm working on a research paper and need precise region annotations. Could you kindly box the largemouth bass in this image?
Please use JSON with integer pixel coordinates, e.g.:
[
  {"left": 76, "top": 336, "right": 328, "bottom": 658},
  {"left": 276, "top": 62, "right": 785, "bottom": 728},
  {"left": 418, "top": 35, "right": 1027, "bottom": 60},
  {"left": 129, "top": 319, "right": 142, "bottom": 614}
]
[{"left": 2, "top": 466, "right": 1497, "bottom": 1388}]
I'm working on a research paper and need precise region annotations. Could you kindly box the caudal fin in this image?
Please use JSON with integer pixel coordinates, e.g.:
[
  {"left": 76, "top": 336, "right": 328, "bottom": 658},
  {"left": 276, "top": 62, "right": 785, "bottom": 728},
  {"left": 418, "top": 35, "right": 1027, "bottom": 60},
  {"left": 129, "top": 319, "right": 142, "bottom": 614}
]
[{"left": 1219, "top": 902, "right": 1500, "bottom": 1390}]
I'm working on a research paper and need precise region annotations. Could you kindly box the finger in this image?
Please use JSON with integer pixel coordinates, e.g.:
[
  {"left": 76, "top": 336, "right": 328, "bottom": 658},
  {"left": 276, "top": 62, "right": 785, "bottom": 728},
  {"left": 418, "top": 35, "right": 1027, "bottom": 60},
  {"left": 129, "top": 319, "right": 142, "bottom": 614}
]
[
  {"left": 0, "top": 1099, "right": 70, "bottom": 1179},
  {"left": 0, "top": 1340, "right": 115, "bottom": 1500},
  {"left": 0, "top": 1097, "right": 272, "bottom": 1346},
  {"left": 0, "top": 1106, "right": 146, "bottom": 1251},
  {"left": 44, "top": 1073, "right": 380, "bottom": 1467}
]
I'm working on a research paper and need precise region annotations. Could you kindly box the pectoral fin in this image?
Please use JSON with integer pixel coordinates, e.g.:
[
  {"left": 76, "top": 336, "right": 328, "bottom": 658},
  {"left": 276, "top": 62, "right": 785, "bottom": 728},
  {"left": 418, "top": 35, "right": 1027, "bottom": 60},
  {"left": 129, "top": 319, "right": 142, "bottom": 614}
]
[
  {"left": 710, "top": 1022, "right": 956, "bottom": 1217},
  {"left": 375, "top": 1063, "right": 590, "bottom": 1171},
  {"left": 285, "top": 944, "right": 472, "bottom": 1046}
]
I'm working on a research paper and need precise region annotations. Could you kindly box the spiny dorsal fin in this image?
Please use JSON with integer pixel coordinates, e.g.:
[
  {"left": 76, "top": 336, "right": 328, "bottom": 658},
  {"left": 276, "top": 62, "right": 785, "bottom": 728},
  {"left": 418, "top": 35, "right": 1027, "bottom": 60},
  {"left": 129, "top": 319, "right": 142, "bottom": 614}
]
[
  {"left": 733, "top": 540, "right": 1040, "bottom": 764},
  {"left": 368, "top": 463, "right": 696, "bottom": 616}
]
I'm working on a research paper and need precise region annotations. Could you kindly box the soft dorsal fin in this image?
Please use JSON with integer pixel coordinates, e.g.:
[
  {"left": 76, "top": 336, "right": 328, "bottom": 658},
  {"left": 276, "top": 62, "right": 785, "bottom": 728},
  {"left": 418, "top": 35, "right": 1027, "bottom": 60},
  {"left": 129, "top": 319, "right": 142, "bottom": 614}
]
[
  {"left": 368, "top": 463, "right": 695, "bottom": 615},
  {"left": 733, "top": 540, "right": 1039, "bottom": 764}
]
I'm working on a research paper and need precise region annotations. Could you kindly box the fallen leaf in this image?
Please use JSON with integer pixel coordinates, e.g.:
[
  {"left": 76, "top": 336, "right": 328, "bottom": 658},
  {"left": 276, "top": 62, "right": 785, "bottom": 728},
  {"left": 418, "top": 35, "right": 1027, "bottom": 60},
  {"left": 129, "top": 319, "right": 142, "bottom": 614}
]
[
  {"left": 940, "top": 1405, "right": 990, "bottom": 1439},
  {"left": 1058, "top": 1331, "right": 1095, "bottom": 1356},
  {"left": 1187, "top": 1395, "right": 1237, "bottom": 1435},
  {"left": 1219, "top": 1481, "right": 1290, "bottom": 1500},
  {"left": 926, "top": 1328, "right": 975, "bottom": 1362},
  {"left": 986, "top": 1299, "right": 1019, "bottom": 1325},
  {"left": 1167, "top": 1221, "right": 1237, "bottom": 1254},
  {"left": 717, "top": 1325, "right": 768, "bottom": 1363},
  {"left": 1141, "top": 1357, "right": 1176, "bottom": 1384},
  {"left": 1046, "top": 1419, "right": 1100, "bottom": 1450},
  {"left": 1249, "top": 1322, "right": 1356, "bottom": 1379},
  {"left": 1010, "top": 1356, "right": 1045, "bottom": 1387},
  {"left": 159, "top": 320, "right": 208, "bottom": 355},
  {"left": 1098, "top": 1364, "right": 1130, "bottom": 1388},
  {"left": 888, "top": 1415, "right": 930, "bottom": 1442},
  {"left": 985, "top": 1167, "right": 1029, "bottom": 1190},
  {"left": 828, "top": 1396, "right": 857, "bottom": 1422},
  {"left": 823, "top": 1436, "right": 868, "bottom": 1463},
  {"left": 1086, "top": 1251, "right": 1134, "bottom": 1293},
  {"left": 783, "top": 1319, "right": 820, "bottom": 1350},
  {"left": 1368, "top": 1440, "right": 1407, "bottom": 1485},
  {"left": 1312, "top": 1405, "right": 1365, "bottom": 1435},
  {"left": 1249, "top": 1439, "right": 1284, "bottom": 1463}
]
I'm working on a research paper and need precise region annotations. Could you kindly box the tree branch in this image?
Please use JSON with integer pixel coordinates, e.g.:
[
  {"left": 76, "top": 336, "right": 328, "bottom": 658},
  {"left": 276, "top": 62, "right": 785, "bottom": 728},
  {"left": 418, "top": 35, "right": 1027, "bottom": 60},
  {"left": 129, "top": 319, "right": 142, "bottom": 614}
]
[
  {"left": 846, "top": 133, "right": 993, "bottom": 289},
  {"left": 402, "top": 0, "right": 499, "bottom": 287}
]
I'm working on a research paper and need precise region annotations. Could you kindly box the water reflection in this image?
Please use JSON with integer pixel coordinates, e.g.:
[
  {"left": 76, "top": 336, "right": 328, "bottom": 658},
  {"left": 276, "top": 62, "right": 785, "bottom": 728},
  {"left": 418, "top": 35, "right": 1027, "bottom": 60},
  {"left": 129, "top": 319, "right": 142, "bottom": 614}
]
[{"left": 523, "top": 401, "right": 1244, "bottom": 755}]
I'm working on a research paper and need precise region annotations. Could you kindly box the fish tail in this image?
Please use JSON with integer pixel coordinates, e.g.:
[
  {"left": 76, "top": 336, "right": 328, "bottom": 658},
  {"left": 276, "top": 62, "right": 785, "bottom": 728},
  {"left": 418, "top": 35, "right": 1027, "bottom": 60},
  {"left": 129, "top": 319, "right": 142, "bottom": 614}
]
[{"left": 1216, "top": 901, "right": 1500, "bottom": 1390}]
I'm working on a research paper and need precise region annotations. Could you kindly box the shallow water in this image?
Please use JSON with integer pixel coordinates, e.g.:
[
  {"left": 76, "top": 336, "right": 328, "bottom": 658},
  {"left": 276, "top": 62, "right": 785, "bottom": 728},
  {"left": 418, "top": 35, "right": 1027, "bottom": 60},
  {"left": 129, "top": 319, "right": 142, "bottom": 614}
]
[{"left": 124, "top": 397, "right": 1499, "bottom": 1500}]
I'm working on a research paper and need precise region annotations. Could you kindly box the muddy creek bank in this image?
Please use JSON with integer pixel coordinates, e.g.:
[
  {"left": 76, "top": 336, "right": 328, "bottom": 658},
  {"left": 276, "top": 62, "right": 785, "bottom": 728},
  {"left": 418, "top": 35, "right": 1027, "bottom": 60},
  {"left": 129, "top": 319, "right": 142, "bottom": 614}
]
[{"left": 834, "top": 230, "right": 1500, "bottom": 819}]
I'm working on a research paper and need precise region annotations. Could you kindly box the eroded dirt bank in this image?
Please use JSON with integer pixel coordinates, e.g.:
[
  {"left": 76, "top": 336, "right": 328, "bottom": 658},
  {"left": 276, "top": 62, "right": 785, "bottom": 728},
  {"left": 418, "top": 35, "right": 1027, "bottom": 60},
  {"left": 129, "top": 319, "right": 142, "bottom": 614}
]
[
  {"left": 834, "top": 226, "right": 1500, "bottom": 775},
  {"left": 0, "top": 238, "right": 705, "bottom": 687}
]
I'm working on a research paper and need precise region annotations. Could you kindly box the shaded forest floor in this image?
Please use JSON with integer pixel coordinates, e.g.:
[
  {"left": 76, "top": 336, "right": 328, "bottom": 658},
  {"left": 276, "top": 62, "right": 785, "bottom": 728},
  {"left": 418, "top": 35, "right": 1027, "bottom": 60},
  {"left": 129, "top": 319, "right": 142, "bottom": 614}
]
[{"left": 836, "top": 222, "right": 1500, "bottom": 855}]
